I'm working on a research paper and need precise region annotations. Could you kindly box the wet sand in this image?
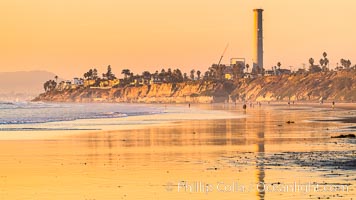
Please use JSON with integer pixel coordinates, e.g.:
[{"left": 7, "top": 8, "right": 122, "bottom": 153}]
[{"left": 0, "top": 103, "right": 355, "bottom": 200}]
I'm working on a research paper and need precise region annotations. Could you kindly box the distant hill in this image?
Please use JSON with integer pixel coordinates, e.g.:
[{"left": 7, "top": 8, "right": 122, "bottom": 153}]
[{"left": 0, "top": 71, "right": 61, "bottom": 101}]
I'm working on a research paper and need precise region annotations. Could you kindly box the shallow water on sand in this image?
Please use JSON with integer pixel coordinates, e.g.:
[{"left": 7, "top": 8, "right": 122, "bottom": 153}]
[{"left": 0, "top": 103, "right": 355, "bottom": 200}]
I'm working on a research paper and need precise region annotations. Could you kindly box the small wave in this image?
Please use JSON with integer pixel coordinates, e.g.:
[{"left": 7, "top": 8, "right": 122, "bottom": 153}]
[
  {"left": 0, "top": 101, "right": 17, "bottom": 109},
  {"left": 0, "top": 103, "right": 164, "bottom": 125},
  {"left": 126, "top": 111, "right": 162, "bottom": 116},
  {"left": 94, "top": 112, "right": 128, "bottom": 118},
  {"left": 0, "top": 101, "right": 66, "bottom": 110},
  {"left": 0, "top": 127, "right": 101, "bottom": 131},
  {"left": 0, "top": 111, "right": 161, "bottom": 125},
  {"left": 0, "top": 101, "right": 14, "bottom": 105}
]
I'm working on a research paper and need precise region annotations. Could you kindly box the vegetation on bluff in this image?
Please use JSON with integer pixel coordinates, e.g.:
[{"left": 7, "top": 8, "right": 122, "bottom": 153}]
[{"left": 38, "top": 52, "right": 356, "bottom": 103}]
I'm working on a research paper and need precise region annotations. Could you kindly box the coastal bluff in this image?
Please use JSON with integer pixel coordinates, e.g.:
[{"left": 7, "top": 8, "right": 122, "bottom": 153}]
[{"left": 33, "top": 70, "right": 356, "bottom": 103}]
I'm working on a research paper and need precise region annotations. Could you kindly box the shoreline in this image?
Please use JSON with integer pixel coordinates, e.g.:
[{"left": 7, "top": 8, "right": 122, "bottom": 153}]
[
  {"left": 31, "top": 99, "right": 356, "bottom": 107},
  {"left": 1, "top": 102, "right": 355, "bottom": 141},
  {"left": 0, "top": 104, "right": 244, "bottom": 140}
]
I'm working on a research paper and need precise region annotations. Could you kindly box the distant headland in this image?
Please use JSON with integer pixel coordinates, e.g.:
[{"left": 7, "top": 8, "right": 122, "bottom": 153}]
[{"left": 33, "top": 53, "right": 356, "bottom": 103}]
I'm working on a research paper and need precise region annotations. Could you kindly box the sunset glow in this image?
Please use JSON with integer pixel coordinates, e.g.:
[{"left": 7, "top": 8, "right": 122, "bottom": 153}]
[{"left": 1, "top": 0, "right": 355, "bottom": 78}]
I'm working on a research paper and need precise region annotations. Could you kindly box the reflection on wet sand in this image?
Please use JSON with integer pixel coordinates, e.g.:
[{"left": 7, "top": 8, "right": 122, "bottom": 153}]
[
  {"left": 0, "top": 104, "right": 354, "bottom": 199},
  {"left": 256, "top": 131, "right": 266, "bottom": 200}
]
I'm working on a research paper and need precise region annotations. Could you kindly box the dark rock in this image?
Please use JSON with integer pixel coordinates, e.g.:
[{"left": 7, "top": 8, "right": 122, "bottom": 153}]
[{"left": 331, "top": 134, "right": 355, "bottom": 138}]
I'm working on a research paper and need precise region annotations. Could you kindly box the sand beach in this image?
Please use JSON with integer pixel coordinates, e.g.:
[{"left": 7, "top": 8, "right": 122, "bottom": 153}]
[{"left": 0, "top": 103, "right": 355, "bottom": 200}]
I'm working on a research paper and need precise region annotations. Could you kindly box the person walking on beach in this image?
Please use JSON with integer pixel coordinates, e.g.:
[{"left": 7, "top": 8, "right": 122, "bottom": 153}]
[{"left": 332, "top": 101, "right": 335, "bottom": 109}]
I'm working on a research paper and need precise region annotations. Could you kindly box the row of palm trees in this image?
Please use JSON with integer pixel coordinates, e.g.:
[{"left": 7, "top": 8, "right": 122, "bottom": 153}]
[
  {"left": 83, "top": 65, "right": 116, "bottom": 80},
  {"left": 119, "top": 64, "right": 247, "bottom": 84},
  {"left": 120, "top": 68, "right": 204, "bottom": 84},
  {"left": 339, "top": 59, "right": 352, "bottom": 69},
  {"left": 45, "top": 52, "right": 355, "bottom": 92},
  {"left": 43, "top": 80, "right": 57, "bottom": 92},
  {"left": 308, "top": 52, "right": 355, "bottom": 73}
]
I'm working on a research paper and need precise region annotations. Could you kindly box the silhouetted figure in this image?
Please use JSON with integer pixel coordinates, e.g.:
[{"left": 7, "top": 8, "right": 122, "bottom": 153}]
[
  {"left": 332, "top": 101, "right": 335, "bottom": 109},
  {"left": 188, "top": 103, "right": 191, "bottom": 108},
  {"left": 243, "top": 104, "right": 247, "bottom": 110}
]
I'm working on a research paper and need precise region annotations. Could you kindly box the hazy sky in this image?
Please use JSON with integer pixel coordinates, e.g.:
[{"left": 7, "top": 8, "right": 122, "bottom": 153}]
[{"left": 1, "top": 0, "right": 355, "bottom": 79}]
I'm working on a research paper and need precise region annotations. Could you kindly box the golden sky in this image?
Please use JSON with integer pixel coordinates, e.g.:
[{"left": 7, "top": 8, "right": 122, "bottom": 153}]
[{"left": 1, "top": 0, "right": 355, "bottom": 78}]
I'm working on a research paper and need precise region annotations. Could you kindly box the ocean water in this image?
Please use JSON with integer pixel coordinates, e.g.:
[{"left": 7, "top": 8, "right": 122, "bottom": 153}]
[
  {"left": 0, "top": 102, "right": 244, "bottom": 133},
  {"left": 0, "top": 102, "right": 164, "bottom": 130}
]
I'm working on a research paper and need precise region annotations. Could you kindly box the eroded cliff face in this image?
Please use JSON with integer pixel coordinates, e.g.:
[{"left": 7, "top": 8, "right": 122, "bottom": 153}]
[
  {"left": 231, "top": 70, "right": 356, "bottom": 102},
  {"left": 33, "top": 70, "right": 356, "bottom": 103},
  {"left": 33, "top": 82, "right": 229, "bottom": 103}
]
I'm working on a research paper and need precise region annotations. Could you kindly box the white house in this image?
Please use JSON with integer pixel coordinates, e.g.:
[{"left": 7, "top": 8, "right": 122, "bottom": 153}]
[{"left": 73, "top": 78, "right": 84, "bottom": 85}]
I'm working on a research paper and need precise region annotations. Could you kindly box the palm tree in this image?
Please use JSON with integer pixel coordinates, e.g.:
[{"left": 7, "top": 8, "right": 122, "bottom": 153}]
[
  {"left": 54, "top": 75, "right": 58, "bottom": 83},
  {"left": 323, "top": 52, "right": 327, "bottom": 59},
  {"left": 121, "top": 69, "right": 130, "bottom": 79},
  {"left": 309, "top": 57, "right": 321, "bottom": 73},
  {"left": 324, "top": 58, "right": 329, "bottom": 68},
  {"left": 347, "top": 60, "right": 352, "bottom": 69},
  {"left": 159, "top": 69, "right": 166, "bottom": 82},
  {"left": 183, "top": 73, "right": 188, "bottom": 81},
  {"left": 277, "top": 62, "right": 281, "bottom": 69},
  {"left": 93, "top": 68, "right": 98, "bottom": 80},
  {"left": 190, "top": 69, "right": 195, "bottom": 80},
  {"left": 44, "top": 80, "right": 57, "bottom": 92},
  {"left": 232, "top": 63, "right": 244, "bottom": 79},
  {"left": 196, "top": 70, "right": 201, "bottom": 80},
  {"left": 51, "top": 80, "right": 57, "bottom": 90},
  {"left": 88, "top": 69, "right": 93, "bottom": 79},
  {"left": 84, "top": 72, "right": 88, "bottom": 80},
  {"left": 320, "top": 52, "right": 329, "bottom": 71},
  {"left": 319, "top": 59, "right": 325, "bottom": 67},
  {"left": 142, "top": 71, "right": 151, "bottom": 78},
  {"left": 84, "top": 69, "right": 93, "bottom": 80},
  {"left": 105, "top": 65, "right": 115, "bottom": 80},
  {"left": 44, "top": 81, "right": 49, "bottom": 92},
  {"left": 245, "top": 64, "right": 250, "bottom": 73},
  {"left": 204, "top": 71, "right": 209, "bottom": 80},
  {"left": 154, "top": 70, "right": 159, "bottom": 81},
  {"left": 172, "top": 69, "right": 183, "bottom": 83},
  {"left": 167, "top": 68, "right": 172, "bottom": 82},
  {"left": 309, "top": 58, "right": 314, "bottom": 66},
  {"left": 340, "top": 59, "right": 352, "bottom": 69}
]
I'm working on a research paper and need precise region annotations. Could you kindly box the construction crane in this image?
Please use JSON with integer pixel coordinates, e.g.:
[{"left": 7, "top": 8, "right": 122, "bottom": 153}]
[{"left": 217, "top": 43, "right": 229, "bottom": 66}]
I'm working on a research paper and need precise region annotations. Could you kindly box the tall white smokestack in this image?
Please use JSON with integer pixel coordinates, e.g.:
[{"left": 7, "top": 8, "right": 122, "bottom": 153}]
[{"left": 253, "top": 9, "right": 264, "bottom": 73}]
